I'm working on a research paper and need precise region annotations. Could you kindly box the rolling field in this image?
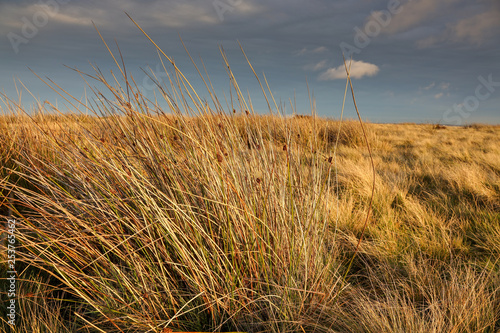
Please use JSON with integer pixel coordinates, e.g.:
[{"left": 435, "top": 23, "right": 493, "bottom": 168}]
[{"left": 1, "top": 108, "right": 499, "bottom": 332}]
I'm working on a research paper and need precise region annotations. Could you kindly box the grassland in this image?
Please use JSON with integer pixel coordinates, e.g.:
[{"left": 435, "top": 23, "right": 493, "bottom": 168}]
[
  {"left": 0, "top": 26, "right": 499, "bottom": 331},
  {"left": 1, "top": 107, "right": 499, "bottom": 332}
]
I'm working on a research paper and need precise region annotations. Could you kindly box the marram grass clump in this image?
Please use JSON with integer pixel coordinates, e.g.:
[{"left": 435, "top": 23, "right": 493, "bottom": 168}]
[{"left": 1, "top": 110, "right": 348, "bottom": 332}]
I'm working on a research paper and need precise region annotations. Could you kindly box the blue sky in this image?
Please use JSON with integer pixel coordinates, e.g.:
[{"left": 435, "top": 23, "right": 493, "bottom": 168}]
[{"left": 1, "top": 0, "right": 499, "bottom": 124}]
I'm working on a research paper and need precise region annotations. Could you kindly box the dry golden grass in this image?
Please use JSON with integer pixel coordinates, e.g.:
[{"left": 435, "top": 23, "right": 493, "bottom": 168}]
[{"left": 1, "top": 111, "right": 499, "bottom": 332}]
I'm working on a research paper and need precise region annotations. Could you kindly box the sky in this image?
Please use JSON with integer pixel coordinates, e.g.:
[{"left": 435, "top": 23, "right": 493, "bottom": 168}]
[{"left": 1, "top": 0, "right": 499, "bottom": 125}]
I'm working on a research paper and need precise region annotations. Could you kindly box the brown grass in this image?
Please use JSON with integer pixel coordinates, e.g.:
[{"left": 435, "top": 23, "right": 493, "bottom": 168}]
[{"left": 1, "top": 110, "right": 499, "bottom": 332}]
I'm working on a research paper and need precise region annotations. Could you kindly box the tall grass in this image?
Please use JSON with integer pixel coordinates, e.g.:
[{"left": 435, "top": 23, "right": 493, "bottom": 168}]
[{"left": 1, "top": 19, "right": 499, "bottom": 333}]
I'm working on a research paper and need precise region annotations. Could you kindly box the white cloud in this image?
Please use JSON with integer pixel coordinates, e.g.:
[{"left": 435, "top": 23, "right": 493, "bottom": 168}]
[
  {"left": 363, "top": 0, "right": 498, "bottom": 48},
  {"left": 304, "top": 59, "right": 328, "bottom": 71},
  {"left": 421, "top": 82, "right": 449, "bottom": 93},
  {"left": 374, "top": 0, "right": 459, "bottom": 35},
  {"left": 295, "top": 48, "right": 308, "bottom": 56},
  {"left": 439, "top": 82, "right": 450, "bottom": 90},
  {"left": 418, "top": 8, "right": 500, "bottom": 47},
  {"left": 423, "top": 82, "right": 435, "bottom": 90},
  {"left": 50, "top": 11, "right": 93, "bottom": 26},
  {"left": 0, "top": 5, "right": 27, "bottom": 32},
  {"left": 318, "top": 60, "right": 379, "bottom": 80},
  {"left": 0, "top": 0, "right": 266, "bottom": 34},
  {"left": 150, "top": 3, "right": 218, "bottom": 27},
  {"left": 311, "top": 46, "right": 327, "bottom": 53},
  {"left": 434, "top": 93, "right": 443, "bottom": 99},
  {"left": 0, "top": 2, "right": 95, "bottom": 36},
  {"left": 295, "top": 46, "right": 328, "bottom": 56},
  {"left": 134, "top": 0, "right": 264, "bottom": 28}
]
